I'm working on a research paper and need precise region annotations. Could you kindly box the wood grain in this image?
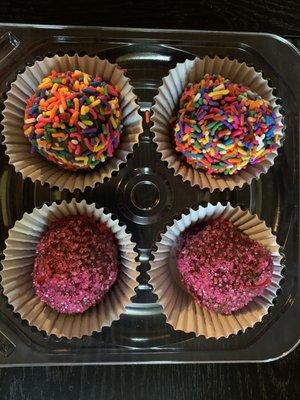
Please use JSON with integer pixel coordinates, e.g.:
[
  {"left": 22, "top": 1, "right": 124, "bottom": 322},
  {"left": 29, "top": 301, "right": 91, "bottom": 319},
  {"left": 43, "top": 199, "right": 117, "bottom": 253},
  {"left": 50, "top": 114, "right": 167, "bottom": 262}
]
[
  {"left": 1, "top": 0, "right": 300, "bottom": 35},
  {"left": 0, "top": 348, "right": 299, "bottom": 400},
  {"left": 0, "top": 1, "right": 299, "bottom": 399}
]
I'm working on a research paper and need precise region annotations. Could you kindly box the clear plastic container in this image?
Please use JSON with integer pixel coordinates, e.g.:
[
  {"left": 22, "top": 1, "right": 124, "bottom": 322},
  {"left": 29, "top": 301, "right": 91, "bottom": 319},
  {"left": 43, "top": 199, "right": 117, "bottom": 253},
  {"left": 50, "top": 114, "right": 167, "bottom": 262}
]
[{"left": 0, "top": 24, "right": 299, "bottom": 365}]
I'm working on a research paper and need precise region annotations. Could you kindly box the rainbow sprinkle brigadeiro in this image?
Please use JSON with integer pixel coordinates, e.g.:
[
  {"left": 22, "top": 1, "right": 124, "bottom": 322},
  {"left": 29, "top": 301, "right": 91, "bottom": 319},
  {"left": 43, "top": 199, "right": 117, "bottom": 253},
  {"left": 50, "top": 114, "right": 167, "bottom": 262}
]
[
  {"left": 174, "top": 74, "right": 279, "bottom": 175},
  {"left": 23, "top": 70, "right": 122, "bottom": 171}
]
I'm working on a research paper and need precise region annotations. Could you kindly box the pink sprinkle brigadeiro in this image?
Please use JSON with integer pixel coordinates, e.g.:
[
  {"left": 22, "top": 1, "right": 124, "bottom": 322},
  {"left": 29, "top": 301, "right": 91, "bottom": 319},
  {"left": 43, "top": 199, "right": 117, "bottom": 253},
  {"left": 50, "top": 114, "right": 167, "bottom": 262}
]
[
  {"left": 176, "top": 217, "right": 273, "bottom": 314},
  {"left": 33, "top": 215, "right": 119, "bottom": 314}
]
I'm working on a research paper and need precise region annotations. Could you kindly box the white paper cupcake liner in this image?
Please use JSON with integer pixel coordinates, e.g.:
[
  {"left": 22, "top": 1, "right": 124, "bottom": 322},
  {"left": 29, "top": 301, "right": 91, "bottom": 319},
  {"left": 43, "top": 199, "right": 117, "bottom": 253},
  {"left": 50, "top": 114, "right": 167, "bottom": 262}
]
[
  {"left": 149, "top": 203, "right": 283, "bottom": 339},
  {"left": 151, "top": 56, "right": 284, "bottom": 192},
  {"left": 2, "top": 54, "right": 143, "bottom": 192},
  {"left": 1, "top": 199, "right": 139, "bottom": 339}
]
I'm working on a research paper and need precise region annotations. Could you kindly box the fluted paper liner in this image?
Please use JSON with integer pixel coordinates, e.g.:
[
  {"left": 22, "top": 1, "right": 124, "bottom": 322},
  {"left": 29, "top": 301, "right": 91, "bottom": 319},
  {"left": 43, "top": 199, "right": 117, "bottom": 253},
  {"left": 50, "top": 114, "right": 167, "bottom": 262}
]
[
  {"left": 2, "top": 54, "right": 143, "bottom": 192},
  {"left": 149, "top": 203, "right": 283, "bottom": 339},
  {"left": 1, "top": 199, "right": 139, "bottom": 339},
  {"left": 151, "top": 56, "right": 284, "bottom": 192}
]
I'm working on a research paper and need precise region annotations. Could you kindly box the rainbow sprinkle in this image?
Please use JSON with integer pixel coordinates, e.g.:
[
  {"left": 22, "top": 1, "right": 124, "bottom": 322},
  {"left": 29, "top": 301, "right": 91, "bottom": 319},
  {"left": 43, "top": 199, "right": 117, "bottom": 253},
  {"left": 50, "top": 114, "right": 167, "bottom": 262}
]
[
  {"left": 23, "top": 70, "right": 123, "bottom": 171},
  {"left": 173, "top": 74, "right": 280, "bottom": 175}
]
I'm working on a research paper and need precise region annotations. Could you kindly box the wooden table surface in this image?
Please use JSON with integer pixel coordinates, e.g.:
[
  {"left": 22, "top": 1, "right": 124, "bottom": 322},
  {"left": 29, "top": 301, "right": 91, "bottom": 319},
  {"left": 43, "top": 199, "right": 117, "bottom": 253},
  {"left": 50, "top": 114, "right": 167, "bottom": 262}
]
[{"left": 0, "top": 1, "right": 300, "bottom": 399}]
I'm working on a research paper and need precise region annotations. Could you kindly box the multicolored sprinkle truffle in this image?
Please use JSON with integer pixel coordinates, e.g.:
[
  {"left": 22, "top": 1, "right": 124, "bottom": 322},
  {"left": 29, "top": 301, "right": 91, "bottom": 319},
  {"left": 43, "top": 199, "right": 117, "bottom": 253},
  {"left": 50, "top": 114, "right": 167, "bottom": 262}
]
[
  {"left": 174, "top": 74, "right": 279, "bottom": 175},
  {"left": 33, "top": 215, "right": 119, "bottom": 314},
  {"left": 23, "top": 70, "right": 122, "bottom": 171},
  {"left": 176, "top": 218, "right": 273, "bottom": 314}
]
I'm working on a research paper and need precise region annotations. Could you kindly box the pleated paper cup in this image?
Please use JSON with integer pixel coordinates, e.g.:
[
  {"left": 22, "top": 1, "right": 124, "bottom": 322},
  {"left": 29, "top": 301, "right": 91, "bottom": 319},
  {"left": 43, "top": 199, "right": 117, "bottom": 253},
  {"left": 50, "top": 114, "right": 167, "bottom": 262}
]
[
  {"left": 149, "top": 203, "right": 283, "bottom": 339},
  {"left": 151, "top": 56, "right": 284, "bottom": 192},
  {"left": 1, "top": 199, "right": 139, "bottom": 339},
  {"left": 2, "top": 54, "right": 143, "bottom": 192}
]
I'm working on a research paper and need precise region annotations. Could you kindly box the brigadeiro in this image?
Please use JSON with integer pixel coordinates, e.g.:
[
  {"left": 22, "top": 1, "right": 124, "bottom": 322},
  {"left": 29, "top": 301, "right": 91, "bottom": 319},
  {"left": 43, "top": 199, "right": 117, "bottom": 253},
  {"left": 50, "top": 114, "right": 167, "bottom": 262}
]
[
  {"left": 173, "top": 74, "right": 279, "bottom": 176},
  {"left": 32, "top": 215, "right": 119, "bottom": 314},
  {"left": 176, "top": 217, "right": 273, "bottom": 315},
  {"left": 23, "top": 69, "right": 122, "bottom": 171}
]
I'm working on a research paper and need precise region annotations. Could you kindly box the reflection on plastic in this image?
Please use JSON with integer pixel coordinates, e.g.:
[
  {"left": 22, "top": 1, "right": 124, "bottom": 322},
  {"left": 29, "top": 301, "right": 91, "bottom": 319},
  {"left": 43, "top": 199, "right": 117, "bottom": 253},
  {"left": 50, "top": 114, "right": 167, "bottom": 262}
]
[
  {"left": 0, "top": 32, "right": 20, "bottom": 63},
  {"left": 0, "top": 331, "right": 15, "bottom": 357}
]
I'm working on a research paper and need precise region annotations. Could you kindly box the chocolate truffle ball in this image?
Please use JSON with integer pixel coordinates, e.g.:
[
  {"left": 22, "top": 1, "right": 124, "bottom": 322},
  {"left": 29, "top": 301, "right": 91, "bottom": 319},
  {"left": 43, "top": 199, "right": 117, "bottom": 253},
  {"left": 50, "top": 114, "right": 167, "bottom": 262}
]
[
  {"left": 33, "top": 215, "right": 119, "bottom": 314},
  {"left": 176, "top": 217, "right": 273, "bottom": 314}
]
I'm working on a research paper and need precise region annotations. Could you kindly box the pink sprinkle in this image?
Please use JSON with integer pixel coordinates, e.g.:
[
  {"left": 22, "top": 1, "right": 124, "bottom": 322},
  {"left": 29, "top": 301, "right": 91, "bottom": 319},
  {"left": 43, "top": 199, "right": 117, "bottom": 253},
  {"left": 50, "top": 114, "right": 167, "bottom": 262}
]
[
  {"left": 231, "top": 129, "right": 243, "bottom": 137},
  {"left": 75, "top": 145, "right": 81, "bottom": 156}
]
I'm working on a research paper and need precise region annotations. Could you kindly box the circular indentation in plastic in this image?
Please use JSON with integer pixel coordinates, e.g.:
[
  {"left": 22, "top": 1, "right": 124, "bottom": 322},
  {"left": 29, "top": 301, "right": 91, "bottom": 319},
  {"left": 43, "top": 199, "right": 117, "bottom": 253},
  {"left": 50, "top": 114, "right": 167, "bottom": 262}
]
[
  {"left": 131, "top": 181, "right": 160, "bottom": 210},
  {"left": 116, "top": 167, "right": 174, "bottom": 225}
]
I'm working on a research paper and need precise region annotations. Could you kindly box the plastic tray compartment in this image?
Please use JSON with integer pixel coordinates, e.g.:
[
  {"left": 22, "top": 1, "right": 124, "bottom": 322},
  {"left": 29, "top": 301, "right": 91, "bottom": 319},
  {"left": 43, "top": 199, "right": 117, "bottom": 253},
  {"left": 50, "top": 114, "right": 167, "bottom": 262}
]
[{"left": 0, "top": 24, "right": 299, "bottom": 365}]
